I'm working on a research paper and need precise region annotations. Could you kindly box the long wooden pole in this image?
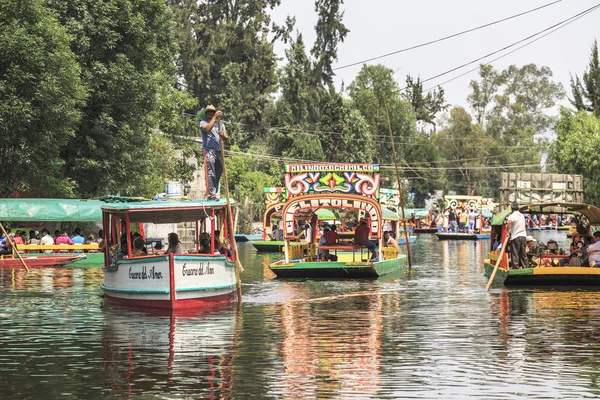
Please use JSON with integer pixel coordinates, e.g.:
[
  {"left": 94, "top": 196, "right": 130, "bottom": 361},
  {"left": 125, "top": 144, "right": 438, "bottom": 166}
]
[
  {"left": 217, "top": 117, "right": 243, "bottom": 302},
  {"left": 485, "top": 235, "right": 510, "bottom": 291},
  {"left": 383, "top": 97, "right": 412, "bottom": 270},
  {"left": 0, "top": 223, "right": 29, "bottom": 272}
]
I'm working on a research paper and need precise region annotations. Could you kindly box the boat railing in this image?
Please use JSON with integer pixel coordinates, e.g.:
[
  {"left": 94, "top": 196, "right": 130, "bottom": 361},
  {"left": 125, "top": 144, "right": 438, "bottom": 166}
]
[{"left": 18, "top": 244, "right": 100, "bottom": 254}]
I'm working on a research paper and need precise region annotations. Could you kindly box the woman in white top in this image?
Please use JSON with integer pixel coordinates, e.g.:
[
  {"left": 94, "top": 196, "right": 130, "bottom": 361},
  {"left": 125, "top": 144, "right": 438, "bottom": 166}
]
[{"left": 164, "top": 232, "right": 183, "bottom": 254}]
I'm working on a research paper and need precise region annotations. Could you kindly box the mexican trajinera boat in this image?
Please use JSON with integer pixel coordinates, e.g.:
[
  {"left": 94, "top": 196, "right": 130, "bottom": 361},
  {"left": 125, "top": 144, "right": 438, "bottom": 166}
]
[
  {"left": 268, "top": 164, "right": 406, "bottom": 278},
  {"left": 100, "top": 199, "right": 238, "bottom": 309},
  {"left": 484, "top": 202, "right": 600, "bottom": 286}
]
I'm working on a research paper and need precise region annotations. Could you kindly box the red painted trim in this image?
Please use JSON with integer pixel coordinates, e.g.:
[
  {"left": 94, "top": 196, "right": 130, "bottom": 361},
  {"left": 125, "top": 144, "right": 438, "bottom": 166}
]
[
  {"left": 103, "top": 212, "right": 110, "bottom": 268},
  {"left": 125, "top": 214, "right": 132, "bottom": 258},
  {"left": 103, "top": 290, "right": 236, "bottom": 310},
  {"left": 169, "top": 254, "right": 176, "bottom": 304},
  {"left": 210, "top": 209, "right": 215, "bottom": 254}
]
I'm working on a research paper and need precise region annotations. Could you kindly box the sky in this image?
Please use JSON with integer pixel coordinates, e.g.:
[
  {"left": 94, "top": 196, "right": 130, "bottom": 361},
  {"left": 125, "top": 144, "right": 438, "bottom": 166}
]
[{"left": 270, "top": 0, "right": 600, "bottom": 111}]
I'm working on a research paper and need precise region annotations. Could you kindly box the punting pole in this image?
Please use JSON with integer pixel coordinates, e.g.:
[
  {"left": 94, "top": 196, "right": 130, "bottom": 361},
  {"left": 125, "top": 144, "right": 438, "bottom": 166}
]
[
  {"left": 486, "top": 235, "right": 510, "bottom": 291},
  {"left": 217, "top": 117, "right": 243, "bottom": 302},
  {"left": 0, "top": 223, "right": 29, "bottom": 272},
  {"left": 383, "top": 97, "right": 412, "bottom": 270}
]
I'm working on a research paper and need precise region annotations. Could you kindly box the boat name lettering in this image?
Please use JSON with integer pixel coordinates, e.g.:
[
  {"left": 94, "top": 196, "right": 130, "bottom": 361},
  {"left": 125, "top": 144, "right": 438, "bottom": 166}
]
[
  {"left": 128, "top": 266, "right": 163, "bottom": 280},
  {"left": 182, "top": 262, "right": 215, "bottom": 276}
]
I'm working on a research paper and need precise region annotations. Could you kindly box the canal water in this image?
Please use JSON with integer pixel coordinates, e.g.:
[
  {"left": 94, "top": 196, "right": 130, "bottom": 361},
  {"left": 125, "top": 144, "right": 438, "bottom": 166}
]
[{"left": 2, "top": 231, "right": 600, "bottom": 399}]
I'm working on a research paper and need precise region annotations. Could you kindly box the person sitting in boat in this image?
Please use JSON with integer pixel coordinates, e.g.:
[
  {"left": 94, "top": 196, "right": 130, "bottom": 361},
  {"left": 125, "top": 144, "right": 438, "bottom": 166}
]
[
  {"left": 40, "top": 228, "right": 54, "bottom": 253},
  {"left": 384, "top": 231, "right": 398, "bottom": 248},
  {"left": 492, "top": 234, "right": 502, "bottom": 251},
  {"left": 586, "top": 232, "right": 600, "bottom": 267},
  {"left": 0, "top": 232, "right": 10, "bottom": 255},
  {"left": 199, "top": 239, "right": 211, "bottom": 254},
  {"left": 27, "top": 230, "right": 41, "bottom": 246},
  {"left": 318, "top": 227, "right": 331, "bottom": 261},
  {"left": 132, "top": 236, "right": 147, "bottom": 257},
  {"left": 55, "top": 230, "right": 74, "bottom": 246},
  {"left": 71, "top": 228, "right": 85, "bottom": 244},
  {"left": 354, "top": 219, "right": 378, "bottom": 261},
  {"left": 560, "top": 232, "right": 585, "bottom": 266},
  {"left": 96, "top": 230, "right": 104, "bottom": 245},
  {"left": 164, "top": 232, "right": 183, "bottom": 255},
  {"left": 295, "top": 223, "right": 312, "bottom": 243},
  {"left": 325, "top": 224, "right": 339, "bottom": 245}
]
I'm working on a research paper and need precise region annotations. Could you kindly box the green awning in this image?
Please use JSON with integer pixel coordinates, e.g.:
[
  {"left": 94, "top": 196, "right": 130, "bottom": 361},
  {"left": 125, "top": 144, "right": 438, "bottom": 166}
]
[
  {"left": 315, "top": 208, "right": 336, "bottom": 220},
  {"left": 382, "top": 207, "right": 399, "bottom": 221},
  {"left": 0, "top": 199, "right": 105, "bottom": 222},
  {"left": 490, "top": 207, "right": 512, "bottom": 226}
]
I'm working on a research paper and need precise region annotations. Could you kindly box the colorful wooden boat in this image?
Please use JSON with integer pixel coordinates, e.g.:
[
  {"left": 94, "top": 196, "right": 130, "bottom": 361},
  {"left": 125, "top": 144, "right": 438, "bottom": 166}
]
[
  {"left": 100, "top": 200, "right": 239, "bottom": 310},
  {"left": 0, "top": 254, "right": 85, "bottom": 268},
  {"left": 485, "top": 202, "right": 600, "bottom": 287},
  {"left": 0, "top": 198, "right": 107, "bottom": 268},
  {"left": 436, "top": 232, "right": 491, "bottom": 240},
  {"left": 268, "top": 164, "right": 406, "bottom": 279}
]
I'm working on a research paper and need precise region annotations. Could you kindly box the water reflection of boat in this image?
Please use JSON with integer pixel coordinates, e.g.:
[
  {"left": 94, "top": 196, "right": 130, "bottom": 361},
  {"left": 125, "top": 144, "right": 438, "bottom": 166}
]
[
  {"left": 269, "top": 288, "right": 383, "bottom": 398},
  {"left": 102, "top": 304, "right": 237, "bottom": 397}
]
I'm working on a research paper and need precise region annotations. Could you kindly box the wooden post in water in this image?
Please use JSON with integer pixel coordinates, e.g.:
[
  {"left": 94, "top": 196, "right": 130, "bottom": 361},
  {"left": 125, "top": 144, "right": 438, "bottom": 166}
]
[
  {"left": 0, "top": 223, "right": 29, "bottom": 272},
  {"left": 383, "top": 97, "right": 412, "bottom": 270},
  {"left": 217, "top": 117, "right": 243, "bottom": 302}
]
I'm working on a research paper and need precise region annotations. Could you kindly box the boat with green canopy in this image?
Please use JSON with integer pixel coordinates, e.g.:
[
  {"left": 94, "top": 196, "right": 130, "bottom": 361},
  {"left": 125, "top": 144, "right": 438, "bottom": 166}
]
[
  {"left": 485, "top": 202, "right": 600, "bottom": 286},
  {"left": 0, "top": 198, "right": 106, "bottom": 268},
  {"left": 268, "top": 164, "right": 406, "bottom": 279}
]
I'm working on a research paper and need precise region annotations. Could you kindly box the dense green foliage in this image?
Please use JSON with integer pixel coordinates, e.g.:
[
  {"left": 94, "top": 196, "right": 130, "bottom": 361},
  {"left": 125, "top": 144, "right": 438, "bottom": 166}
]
[
  {"left": 550, "top": 108, "right": 600, "bottom": 205},
  {"left": 0, "top": 0, "right": 86, "bottom": 197},
  {"left": 3, "top": 0, "right": 595, "bottom": 214}
]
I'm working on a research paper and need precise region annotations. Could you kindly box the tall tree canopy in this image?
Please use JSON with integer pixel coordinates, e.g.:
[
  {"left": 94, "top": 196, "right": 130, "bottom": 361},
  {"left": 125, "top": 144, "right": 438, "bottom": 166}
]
[
  {"left": 0, "top": 0, "right": 86, "bottom": 197},
  {"left": 570, "top": 40, "right": 600, "bottom": 117},
  {"left": 48, "top": 0, "right": 192, "bottom": 198}
]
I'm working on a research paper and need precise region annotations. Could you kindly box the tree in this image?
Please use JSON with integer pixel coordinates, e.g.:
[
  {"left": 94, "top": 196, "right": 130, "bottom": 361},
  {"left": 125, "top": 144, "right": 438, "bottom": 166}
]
[
  {"left": 311, "top": 0, "right": 349, "bottom": 88},
  {"left": 402, "top": 75, "right": 447, "bottom": 128},
  {"left": 570, "top": 40, "right": 600, "bottom": 117},
  {"left": 169, "top": 0, "right": 281, "bottom": 145},
  {"left": 550, "top": 107, "right": 600, "bottom": 205},
  {"left": 49, "top": 0, "right": 193, "bottom": 198},
  {"left": 347, "top": 64, "right": 440, "bottom": 205},
  {"left": 0, "top": 0, "right": 86, "bottom": 197},
  {"left": 433, "top": 107, "right": 493, "bottom": 196}
]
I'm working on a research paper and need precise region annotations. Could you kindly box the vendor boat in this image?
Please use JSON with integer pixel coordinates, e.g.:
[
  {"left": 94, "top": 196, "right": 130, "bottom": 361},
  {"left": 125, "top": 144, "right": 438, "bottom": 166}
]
[
  {"left": 268, "top": 164, "right": 406, "bottom": 279},
  {"left": 436, "top": 232, "right": 491, "bottom": 240},
  {"left": 100, "top": 199, "right": 239, "bottom": 310},
  {"left": 485, "top": 202, "right": 600, "bottom": 287}
]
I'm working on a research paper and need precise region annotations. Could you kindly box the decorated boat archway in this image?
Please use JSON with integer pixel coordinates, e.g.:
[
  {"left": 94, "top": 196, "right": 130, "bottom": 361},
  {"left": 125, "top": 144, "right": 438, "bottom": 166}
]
[{"left": 269, "top": 164, "right": 406, "bottom": 278}]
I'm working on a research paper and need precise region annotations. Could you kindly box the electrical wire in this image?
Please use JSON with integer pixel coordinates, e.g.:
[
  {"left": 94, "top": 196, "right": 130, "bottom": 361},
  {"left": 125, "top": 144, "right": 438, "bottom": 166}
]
[
  {"left": 333, "top": 0, "right": 564, "bottom": 70},
  {"left": 422, "top": 3, "right": 600, "bottom": 92},
  {"left": 398, "top": 2, "right": 600, "bottom": 90}
]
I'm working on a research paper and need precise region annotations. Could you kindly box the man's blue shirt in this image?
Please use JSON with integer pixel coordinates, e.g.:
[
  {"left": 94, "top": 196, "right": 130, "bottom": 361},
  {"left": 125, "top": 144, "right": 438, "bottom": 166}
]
[{"left": 200, "top": 120, "right": 226, "bottom": 151}]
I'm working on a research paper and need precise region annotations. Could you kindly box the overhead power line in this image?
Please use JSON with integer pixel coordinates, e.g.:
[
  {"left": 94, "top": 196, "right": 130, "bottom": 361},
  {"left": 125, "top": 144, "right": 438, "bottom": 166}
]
[
  {"left": 333, "top": 0, "right": 564, "bottom": 71},
  {"left": 422, "top": 3, "right": 600, "bottom": 92},
  {"left": 399, "top": 2, "right": 600, "bottom": 91}
]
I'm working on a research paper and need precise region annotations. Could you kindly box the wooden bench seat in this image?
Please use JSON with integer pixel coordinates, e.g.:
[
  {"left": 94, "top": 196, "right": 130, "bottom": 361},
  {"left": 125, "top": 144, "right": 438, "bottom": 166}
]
[{"left": 17, "top": 244, "right": 100, "bottom": 253}]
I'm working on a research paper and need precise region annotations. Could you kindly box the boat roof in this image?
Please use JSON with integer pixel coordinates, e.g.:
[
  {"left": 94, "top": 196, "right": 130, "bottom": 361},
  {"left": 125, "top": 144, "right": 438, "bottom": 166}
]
[
  {"left": 101, "top": 199, "right": 232, "bottom": 223},
  {"left": 382, "top": 207, "right": 399, "bottom": 221},
  {"left": 491, "top": 202, "right": 600, "bottom": 225},
  {"left": 0, "top": 199, "right": 105, "bottom": 222}
]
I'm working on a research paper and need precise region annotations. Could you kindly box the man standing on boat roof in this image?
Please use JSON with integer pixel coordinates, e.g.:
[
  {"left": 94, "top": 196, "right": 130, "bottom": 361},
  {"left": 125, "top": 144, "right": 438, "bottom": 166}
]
[
  {"left": 199, "top": 104, "right": 228, "bottom": 200},
  {"left": 506, "top": 202, "right": 527, "bottom": 269}
]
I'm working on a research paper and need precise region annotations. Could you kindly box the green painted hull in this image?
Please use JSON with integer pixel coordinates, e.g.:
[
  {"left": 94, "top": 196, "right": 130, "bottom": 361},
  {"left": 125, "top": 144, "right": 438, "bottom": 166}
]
[
  {"left": 484, "top": 262, "right": 600, "bottom": 286},
  {"left": 269, "top": 255, "right": 406, "bottom": 279}
]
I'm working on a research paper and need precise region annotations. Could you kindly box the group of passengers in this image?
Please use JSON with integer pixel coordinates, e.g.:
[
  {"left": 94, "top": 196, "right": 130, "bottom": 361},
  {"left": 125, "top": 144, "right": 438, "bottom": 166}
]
[
  {"left": 443, "top": 208, "right": 485, "bottom": 233},
  {"left": 525, "top": 214, "right": 575, "bottom": 229},
  {"left": 0, "top": 227, "right": 103, "bottom": 254}
]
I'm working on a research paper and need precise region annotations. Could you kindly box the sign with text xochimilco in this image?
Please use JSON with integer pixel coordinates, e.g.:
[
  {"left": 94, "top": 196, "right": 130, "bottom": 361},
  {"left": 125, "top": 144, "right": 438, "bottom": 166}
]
[{"left": 284, "top": 164, "right": 381, "bottom": 199}]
